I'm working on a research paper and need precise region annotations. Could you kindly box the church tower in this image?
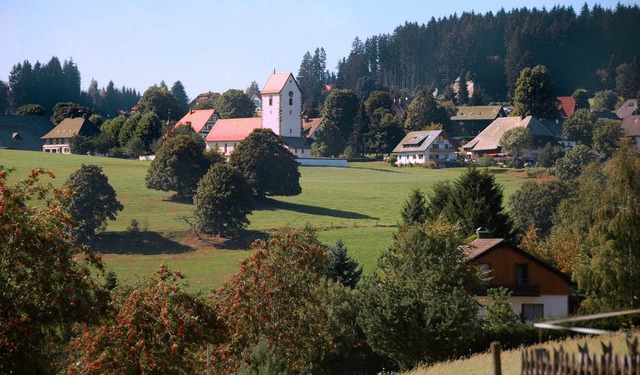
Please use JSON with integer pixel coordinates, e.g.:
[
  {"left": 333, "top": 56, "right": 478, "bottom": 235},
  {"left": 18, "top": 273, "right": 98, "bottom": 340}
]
[{"left": 260, "top": 72, "right": 302, "bottom": 137}]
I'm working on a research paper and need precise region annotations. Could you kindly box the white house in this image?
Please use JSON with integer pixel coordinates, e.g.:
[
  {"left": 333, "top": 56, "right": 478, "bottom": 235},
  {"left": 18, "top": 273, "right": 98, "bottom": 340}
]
[
  {"left": 392, "top": 130, "right": 456, "bottom": 167},
  {"left": 205, "top": 72, "right": 311, "bottom": 158}
]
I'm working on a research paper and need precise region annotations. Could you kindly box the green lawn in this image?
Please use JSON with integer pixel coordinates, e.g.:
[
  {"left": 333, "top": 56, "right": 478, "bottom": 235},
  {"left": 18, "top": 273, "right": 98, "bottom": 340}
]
[{"left": 1, "top": 149, "right": 538, "bottom": 292}]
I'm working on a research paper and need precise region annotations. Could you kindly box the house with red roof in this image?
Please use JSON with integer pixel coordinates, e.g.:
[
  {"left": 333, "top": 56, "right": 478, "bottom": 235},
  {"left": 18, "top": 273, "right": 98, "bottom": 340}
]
[
  {"left": 173, "top": 109, "right": 218, "bottom": 137},
  {"left": 464, "top": 233, "right": 570, "bottom": 322},
  {"left": 621, "top": 115, "right": 640, "bottom": 146},
  {"left": 616, "top": 99, "right": 638, "bottom": 119},
  {"left": 205, "top": 72, "right": 310, "bottom": 158},
  {"left": 557, "top": 96, "right": 576, "bottom": 119},
  {"left": 301, "top": 117, "right": 323, "bottom": 140}
]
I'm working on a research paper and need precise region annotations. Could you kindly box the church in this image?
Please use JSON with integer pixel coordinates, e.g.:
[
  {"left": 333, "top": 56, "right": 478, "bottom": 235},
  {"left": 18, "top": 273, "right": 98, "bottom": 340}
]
[{"left": 175, "top": 72, "right": 310, "bottom": 158}]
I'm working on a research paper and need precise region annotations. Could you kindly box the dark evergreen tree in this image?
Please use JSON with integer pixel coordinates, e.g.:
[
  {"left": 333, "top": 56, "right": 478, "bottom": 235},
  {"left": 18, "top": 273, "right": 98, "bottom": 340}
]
[
  {"left": 357, "top": 220, "right": 481, "bottom": 369},
  {"left": 170, "top": 81, "right": 190, "bottom": 113},
  {"left": 366, "top": 108, "right": 405, "bottom": 156},
  {"left": 229, "top": 129, "right": 301, "bottom": 198},
  {"left": 400, "top": 188, "right": 428, "bottom": 226},
  {"left": 326, "top": 239, "right": 362, "bottom": 288},
  {"left": 193, "top": 163, "right": 254, "bottom": 238},
  {"left": 0, "top": 81, "right": 8, "bottom": 114},
  {"left": 425, "top": 166, "right": 512, "bottom": 238},
  {"left": 616, "top": 57, "right": 639, "bottom": 99}
]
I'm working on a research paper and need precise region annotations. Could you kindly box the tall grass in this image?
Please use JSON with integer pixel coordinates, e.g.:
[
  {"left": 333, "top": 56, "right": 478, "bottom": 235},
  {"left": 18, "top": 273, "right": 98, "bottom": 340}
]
[{"left": 403, "top": 333, "right": 634, "bottom": 375}]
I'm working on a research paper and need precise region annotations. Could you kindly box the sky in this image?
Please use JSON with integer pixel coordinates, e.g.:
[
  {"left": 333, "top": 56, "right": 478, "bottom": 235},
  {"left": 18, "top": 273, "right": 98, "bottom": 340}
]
[{"left": 0, "top": 0, "right": 635, "bottom": 100}]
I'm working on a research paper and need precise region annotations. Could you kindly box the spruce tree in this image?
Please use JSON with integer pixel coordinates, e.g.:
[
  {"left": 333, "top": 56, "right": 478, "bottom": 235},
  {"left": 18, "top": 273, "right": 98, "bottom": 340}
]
[
  {"left": 326, "top": 239, "right": 362, "bottom": 288},
  {"left": 400, "top": 188, "right": 428, "bottom": 226}
]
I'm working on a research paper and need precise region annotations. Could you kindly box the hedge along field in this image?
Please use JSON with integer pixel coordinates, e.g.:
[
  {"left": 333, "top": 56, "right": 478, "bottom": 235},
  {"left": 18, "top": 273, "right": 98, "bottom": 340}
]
[{"left": 0, "top": 149, "right": 535, "bottom": 291}]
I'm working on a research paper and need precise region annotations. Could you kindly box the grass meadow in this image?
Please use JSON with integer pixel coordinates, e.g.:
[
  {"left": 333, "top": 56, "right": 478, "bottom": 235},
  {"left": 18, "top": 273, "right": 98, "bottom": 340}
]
[{"left": 1, "top": 149, "right": 537, "bottom": 292}]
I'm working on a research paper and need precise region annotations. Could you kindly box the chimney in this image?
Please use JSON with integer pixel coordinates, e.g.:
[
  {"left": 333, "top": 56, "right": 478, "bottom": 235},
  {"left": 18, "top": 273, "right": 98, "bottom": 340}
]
[{"left": 476, "top": 227, "right": 490, "bottom": 238}]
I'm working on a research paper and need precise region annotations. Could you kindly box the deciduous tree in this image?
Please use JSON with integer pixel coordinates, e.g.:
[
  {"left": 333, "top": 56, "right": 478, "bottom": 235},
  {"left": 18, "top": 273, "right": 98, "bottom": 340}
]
[
  {"left": 404, "top": 89, "right": 449, "bottom": 131},
  {"left": 230, "top": 129, "right": 301, "bottom": 198},
  {"left": 562, "top": 108, "right": 597, "bottom": 146},
  {"left": 553, "top": 144, "right": 596, "bottom": 180},
  {"left": 592, "top": 119, "right": 623, "bottom": 159},
  {"left": 193, "top": 163, "right": 254, "bottom": 238},
  {"left": 15, "top": 103, "right": 45, "bottom": 116},
  {"left": 214, "top": 227, "right": 331, "bottom": 373},
  {"left": 512, "top": 65, "right": 559, "bottom": 120},
  {"left": 63, "top": 164, "right": 123, "bottom": 242},
  {"left": 214, "top": 89, "right": 255, "bottom": 118},
  {"left": 499, "top": 127, "right": 533, "bottom": 160},
  {"left": 146, "top": 135, "right": 211, "bottom": 200},
  {"left": 591, "top": 89, "right": 620, "bottom": 111},
  {"left": 70, "top": 265, "right": 224, "bottom": 374},
  {"left": 0, "top": 168, "right": 106, "bottom": 373}
]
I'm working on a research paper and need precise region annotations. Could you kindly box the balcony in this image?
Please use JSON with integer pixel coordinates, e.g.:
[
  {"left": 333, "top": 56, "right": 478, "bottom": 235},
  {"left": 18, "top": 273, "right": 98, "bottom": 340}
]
[{"left": 475, "top": 283, "right": 540, "bottom": 297}]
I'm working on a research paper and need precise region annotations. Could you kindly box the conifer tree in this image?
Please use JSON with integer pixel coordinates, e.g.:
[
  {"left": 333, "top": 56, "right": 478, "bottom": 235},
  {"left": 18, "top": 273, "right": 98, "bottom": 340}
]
[
  {"left": 400, "top": 188, "right": 428, "bottom": 226},
  {"left": 326, "top": 239, "right": 362, "bottom": 288}
]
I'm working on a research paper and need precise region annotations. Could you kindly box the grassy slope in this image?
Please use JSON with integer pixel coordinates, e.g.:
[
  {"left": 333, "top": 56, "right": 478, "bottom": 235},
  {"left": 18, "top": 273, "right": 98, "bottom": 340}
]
[
  {"left": 404, "top": 333, "right": 633, "bottom": 375},
  {"left": 0, "top": 149, "right": 533, "bottom": 292}
]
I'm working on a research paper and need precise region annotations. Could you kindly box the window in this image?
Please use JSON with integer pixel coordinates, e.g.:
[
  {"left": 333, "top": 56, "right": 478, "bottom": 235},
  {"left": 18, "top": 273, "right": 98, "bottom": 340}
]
[
  {"left": 515, "top": 264, "right": 528, "bottom": 286},
  {"left": 478, "top": 263, "right": 491, "bottom": 283},
  {"left": 290, "top": 129, "right": 292, "bottom": 133},
  {"left": 521, "top": 304, "right": 543, "bottom": 322},
  {"left": 269, "top": 96, "right": 273, "bottom": 106},
  {"left": 289, "top": 98, "right": 293, "bottom": 106}
]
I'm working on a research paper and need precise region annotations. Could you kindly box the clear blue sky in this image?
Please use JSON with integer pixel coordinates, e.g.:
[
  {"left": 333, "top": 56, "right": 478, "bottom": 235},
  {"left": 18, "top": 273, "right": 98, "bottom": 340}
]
[{"left": 0, "top": 0, "right": 633, "bottom": 100}]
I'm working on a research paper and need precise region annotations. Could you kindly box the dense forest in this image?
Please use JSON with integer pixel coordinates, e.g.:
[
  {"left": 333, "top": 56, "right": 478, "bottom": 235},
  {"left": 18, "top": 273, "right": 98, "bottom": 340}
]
[{"left": 330, "top": 4, "right": 640, "bottom": 101}]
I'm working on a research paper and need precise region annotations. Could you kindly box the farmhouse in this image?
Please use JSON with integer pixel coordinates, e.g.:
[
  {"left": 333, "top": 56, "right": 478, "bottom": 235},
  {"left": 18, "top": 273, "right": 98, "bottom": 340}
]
[
  {"left": 204, "top": 72, "right": 311, "bottom": 158},
  {"left": 301, "top": 117, "right": 323, "bottom": 141},
  {"left": 449, "top": 105, "right": 506, "bottom": 140},
  {"left": 464, "top": 234, "right": 570, "bottom": 322},
  {"left": 616, "top": 99, "right": 638, "bottom": 119},
  {"left": 463, "top": 115, "right": 557, "bottom": 160},
  {"left": 392, "top": 130, "right": 456, "bottom": 167},
  {"left": 41, "top": 117, "right": 99, "bottom": 154},
  {"left": 556, "top": 96, "right": 576, "bottom": 119}
]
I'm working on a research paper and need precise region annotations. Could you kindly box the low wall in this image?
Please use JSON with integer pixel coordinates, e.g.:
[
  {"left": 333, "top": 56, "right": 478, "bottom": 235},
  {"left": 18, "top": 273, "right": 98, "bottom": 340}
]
[{"left": 296, "top": 157, "right": 348, "bottom": 167}]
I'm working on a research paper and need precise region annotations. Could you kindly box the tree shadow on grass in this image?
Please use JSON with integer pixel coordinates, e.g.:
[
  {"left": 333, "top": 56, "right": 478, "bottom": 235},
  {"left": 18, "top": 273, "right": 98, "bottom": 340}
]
[
  {"left": 257, "top": 198, "right": 379, "bottom": 220},
  {"left": 348, "top": 166, "right": 402, "bottom": 174},
  {"left": 93, "top": 231, "right": 195, "bottom": 255},
  {"left": 200, "top": 229, "right": 271, "bottom": 250}
]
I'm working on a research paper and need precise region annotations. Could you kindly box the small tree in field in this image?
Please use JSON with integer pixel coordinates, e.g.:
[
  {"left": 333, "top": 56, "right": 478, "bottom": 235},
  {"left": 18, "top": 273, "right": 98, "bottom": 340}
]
[
  {"left": 499, "top": 127, "right": 533, "bottom": 161},
  {"left": 400, "top": 188, "right": 428, "bottom": 225},
  {"left": 230, "top": 128, "right": 301, "bottom": 198},
  {"left": 63, "top": 164, "right": 123, "bottom": 241},
  {"left": 193, "top": 163, "right": 254, "bottom": 238},
  {"left": 326, "top": 239, "right": 362, "bottom": 288},
  {"left": 70, "top": 265, "right": 225, "bottom": 374},
  {"left": 0, "top": 168, "right": 106, "bottom": 373}
]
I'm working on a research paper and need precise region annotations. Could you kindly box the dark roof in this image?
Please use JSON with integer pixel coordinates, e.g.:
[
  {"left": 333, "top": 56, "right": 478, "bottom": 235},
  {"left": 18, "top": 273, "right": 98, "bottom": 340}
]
[
  {"left": 463, "top": 238, "right": 570, "bottom": 281},
  {"left": 451, "top": 106, "right": 505, "bottom": 121},
  {"left": 41, "top": 118, "right": 98, "bottom": 139},
  {"left": 592, "top": 111, "right": 621, "bottom": 121},
  {"left": 281, "top": 136, "right": 310, "bottom": 149},
  {"left": 0, "top": 115, "right": 53, "bottom": 150}
]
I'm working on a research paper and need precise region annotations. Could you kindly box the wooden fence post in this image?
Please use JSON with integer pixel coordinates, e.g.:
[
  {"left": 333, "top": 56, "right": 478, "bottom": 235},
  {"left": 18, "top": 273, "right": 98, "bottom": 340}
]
[
  {"left": 206, "top": 344, "right": 211, "bottom": 375},
  {"left": 491, "top": 341, "right": 502, "bottom": 375}
]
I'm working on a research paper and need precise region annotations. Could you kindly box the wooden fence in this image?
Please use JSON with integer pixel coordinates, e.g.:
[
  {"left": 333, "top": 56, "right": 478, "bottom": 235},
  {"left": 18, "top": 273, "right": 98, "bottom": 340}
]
[{"left": 521, "top": 339, "right": 640, "bottom": 375}]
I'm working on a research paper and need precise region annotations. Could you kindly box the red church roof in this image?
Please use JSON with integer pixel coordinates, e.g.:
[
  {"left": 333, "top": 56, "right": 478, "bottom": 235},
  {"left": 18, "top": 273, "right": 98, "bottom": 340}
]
[
  {"left": 174, "top": 109, "right": 217, "bottom": 133},
  {"left": 261, "top": 72, "right": 293, "bottom": 94},
  {"left": 205, "top": 118, "right": 262, "bottom": 142}
]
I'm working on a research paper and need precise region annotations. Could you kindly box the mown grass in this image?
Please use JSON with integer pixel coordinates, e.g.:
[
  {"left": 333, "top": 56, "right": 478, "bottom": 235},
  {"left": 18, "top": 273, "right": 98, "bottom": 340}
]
[
  {"left": 1, "top": 149, "right": 539, "bottom": 291},
  {"left": 403, "top": 333, "right": 634, "bottom": 375}
]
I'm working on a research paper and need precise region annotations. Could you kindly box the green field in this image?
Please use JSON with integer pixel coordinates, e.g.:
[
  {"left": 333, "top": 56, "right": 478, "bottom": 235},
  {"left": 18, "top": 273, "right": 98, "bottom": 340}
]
[{"left": 0, "top": 149, "right": 536, "bottom": 292}]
